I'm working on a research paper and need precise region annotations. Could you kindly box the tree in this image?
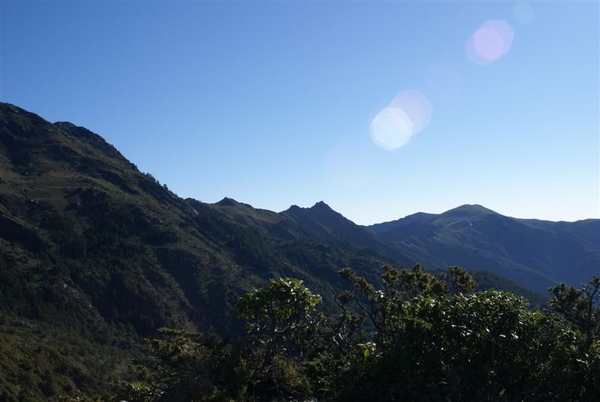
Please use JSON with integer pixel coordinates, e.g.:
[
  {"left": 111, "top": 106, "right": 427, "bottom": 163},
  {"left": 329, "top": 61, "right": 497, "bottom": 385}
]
[
  {"left": 336, "top": 267, "right": 599, "bottom": 401},
  {"left": 235, "top": 278, "right": 323, "bottom": 400},
  {"left": 549, "top": 277, "right": 600, "bottom": 346},
  {"left": 116, "top": 328, "right": 241, "bottom": 402},
  {"left": 118, "top": 270, "right": 600, "bottom": 402},
  {"left": 236, "top": 277, "right": 322, "bottom": 356},
  {"left": 338, "top": 264, "right": 464, "bottom": 346},
  {"left": 549, "top": 277, "right": 600, "bottom": 398}
]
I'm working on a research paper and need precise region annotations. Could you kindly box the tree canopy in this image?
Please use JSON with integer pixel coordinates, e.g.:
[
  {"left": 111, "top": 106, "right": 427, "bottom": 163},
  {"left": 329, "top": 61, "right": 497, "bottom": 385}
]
[{"left": 119, "top": 267, "right": 600, "bottom": 401}]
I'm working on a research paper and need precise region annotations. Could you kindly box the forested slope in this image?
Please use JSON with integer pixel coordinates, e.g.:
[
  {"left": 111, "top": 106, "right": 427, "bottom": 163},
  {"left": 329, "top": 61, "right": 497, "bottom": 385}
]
[{"left": 0, "top": 102, "right": 596, "bottom": 399}]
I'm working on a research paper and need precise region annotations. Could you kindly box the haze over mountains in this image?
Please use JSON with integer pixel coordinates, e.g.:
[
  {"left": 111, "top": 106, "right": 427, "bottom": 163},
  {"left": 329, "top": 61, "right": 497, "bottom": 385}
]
[{"left": 0, "top": 102, "right": 598, "bottom": 398}]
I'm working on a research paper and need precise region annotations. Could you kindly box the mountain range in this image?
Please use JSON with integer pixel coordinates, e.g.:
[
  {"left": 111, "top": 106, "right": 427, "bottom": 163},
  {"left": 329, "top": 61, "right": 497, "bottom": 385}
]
[
  {"left": 370, "top": 204, "right": 599, "bottom": 294},
  {"left": 0, "top": 102, "right": 598, "bottom": 399}
]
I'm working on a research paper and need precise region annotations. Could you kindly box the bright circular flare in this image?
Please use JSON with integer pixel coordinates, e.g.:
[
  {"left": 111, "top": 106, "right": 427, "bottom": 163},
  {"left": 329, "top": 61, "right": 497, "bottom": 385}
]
[
  {"left": 370, "top": 107, "right": 413, "bottom": 151},
  {"left": 473, "top": 28, "right": 505, "bottom": 60},
  {"left": 466, "top": 20, "right": 514, "bottom": 66},
  {"left": 370, "top": 90, "right": 432, "bottom": 151}
]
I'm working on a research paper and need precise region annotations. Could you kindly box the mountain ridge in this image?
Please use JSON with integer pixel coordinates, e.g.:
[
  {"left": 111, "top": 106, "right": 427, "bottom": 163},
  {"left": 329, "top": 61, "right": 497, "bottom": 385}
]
[
  {"left": 1, "top": 101, "right": 597, "bottom": 398},
  {"left": 368, "top": 204, "right": 599, "bottom": 293}
]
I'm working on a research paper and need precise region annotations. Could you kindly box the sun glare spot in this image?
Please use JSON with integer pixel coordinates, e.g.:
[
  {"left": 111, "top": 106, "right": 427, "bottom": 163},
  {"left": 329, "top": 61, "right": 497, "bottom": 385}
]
[
  {"left": 370, "top": 108, "right": 413, "bottom": 150},
  {"left": 466, "top": 20, "right": 514, "bottom": 66},
  {"left": 370, "top": 90, "right": 432, "bottom": 151}
]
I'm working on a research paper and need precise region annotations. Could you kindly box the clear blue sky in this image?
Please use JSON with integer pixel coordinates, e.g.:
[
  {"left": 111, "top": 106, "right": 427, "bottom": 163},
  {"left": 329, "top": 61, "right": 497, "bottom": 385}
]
[{"left": 2, "top": 1, "right": 598, "bottom": 225}]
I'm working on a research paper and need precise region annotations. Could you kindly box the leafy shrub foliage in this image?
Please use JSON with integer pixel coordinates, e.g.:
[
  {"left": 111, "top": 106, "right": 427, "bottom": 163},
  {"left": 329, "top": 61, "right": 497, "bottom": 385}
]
[{"left": 119, "top": 267, "right": 600, "bottom": 401}]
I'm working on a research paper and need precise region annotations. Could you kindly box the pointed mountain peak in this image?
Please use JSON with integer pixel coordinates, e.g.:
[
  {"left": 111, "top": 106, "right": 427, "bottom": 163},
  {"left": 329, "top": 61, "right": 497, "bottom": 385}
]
[
  {"left": 216, "top": 197, "right": 240, "bottom": 206},
  {"left": 214, "top": 197, "right": 258, "bottom": 211},
  {"left": 282, "top": 201, "right": 348, "bottom": 223},
  {"left": 310, "top": 201, "right": 333, "bottom": 211},
  {"left": 284, "top": 201, "right": 334, "bottom": 214}
]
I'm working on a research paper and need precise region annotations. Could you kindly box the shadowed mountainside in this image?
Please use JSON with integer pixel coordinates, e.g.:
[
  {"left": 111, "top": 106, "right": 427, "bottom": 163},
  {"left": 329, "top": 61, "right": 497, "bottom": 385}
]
[
  {"left": 0, "top": 102, "right": 596, "bottom": 399},
  {"left": 369, "top": 204, "right": 599, "bottom": 293},
  {"left": 0, "top": 103, "right": 404, "bottom": 339}
]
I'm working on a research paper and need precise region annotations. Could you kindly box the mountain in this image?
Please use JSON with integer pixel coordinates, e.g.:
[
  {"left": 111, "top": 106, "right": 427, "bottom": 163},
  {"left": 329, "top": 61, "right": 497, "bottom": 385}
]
[
  {"left": 280, "top": 201, "right": 414, "bottom": 265},
  {"left": 369, "top": 204, "right": 600, "bottom": 293},
  {"left": 518, "top": 218, "right": 600, "bottom": 247},
  {"left": 0, "top": 102, "right": 595, "bottom": 399},
  {"left": 0, "top": 103, "right": 396, "bottom": 336},
  {"left": 0, "top": 102, "right": 408, "bottom": 398}
]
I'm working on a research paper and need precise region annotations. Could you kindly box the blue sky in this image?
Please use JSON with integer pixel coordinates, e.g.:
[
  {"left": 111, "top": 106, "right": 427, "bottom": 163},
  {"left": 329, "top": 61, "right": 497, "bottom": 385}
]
[{"left": 2, "top": 1, "right": 598, "bottom": 225}]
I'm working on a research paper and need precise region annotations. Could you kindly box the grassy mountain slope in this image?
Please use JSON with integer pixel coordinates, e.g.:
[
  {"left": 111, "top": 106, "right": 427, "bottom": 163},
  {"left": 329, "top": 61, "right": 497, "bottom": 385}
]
[{"left": 370, "top": 204, "right": 600, "bottom": 293}]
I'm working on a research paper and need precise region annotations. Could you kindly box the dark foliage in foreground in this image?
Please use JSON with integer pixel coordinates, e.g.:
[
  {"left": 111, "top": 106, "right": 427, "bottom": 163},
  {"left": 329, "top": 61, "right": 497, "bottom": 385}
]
[{"left": 119, "top": 267, "right": 600, "bottom": 402}]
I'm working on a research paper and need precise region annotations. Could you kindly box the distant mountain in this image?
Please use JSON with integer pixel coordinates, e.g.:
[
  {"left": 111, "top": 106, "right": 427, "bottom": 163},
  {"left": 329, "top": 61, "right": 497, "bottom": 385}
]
[
  {"left": 280, "top": 201, "right": 414, "bottom": 265},
  {"left": 517, "top": 218, "right": 600, "bottom": 247},
  {"left": 0, "top": 102, "right": 596, "bottom": 398},
  {"left": 369, "top": 204, "right": 600, "bottom": 293}
]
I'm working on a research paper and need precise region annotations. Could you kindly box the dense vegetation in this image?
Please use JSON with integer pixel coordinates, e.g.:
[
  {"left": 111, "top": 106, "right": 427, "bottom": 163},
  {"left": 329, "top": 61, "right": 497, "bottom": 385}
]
[
  {"left": 119, "top": 267, "right": 600, "bottom": 401},
  {"left": 1, "top": 102, "right": 598, "bottom": 400}
]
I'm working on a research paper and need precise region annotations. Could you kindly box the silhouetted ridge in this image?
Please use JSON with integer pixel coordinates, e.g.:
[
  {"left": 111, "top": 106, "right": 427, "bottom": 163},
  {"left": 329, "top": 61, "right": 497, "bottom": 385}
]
[
  {"left": 282, "top": 201, "right": 348, "bottom": 230},
  {"left": 217, "top": 197, "right": 240, "bottom": 207},
  {"left": 368, "top": 204, "right": 599, "bottom": 294},
  {"left": 438, "top": 204, "right": 497, "bottom": 220},
  {"left": 54, "top": 121, "right": 125, "bottom": 161},
  {"left": 518, "top": 218, "right": 600, "bottom": 248},
  {"left": 370, "top": 212, "right": 437, "bottom": 234},
  {"left": 0, "top": 103, "right": 51, "bottom": 139},
  {"left": 311, "top": 201, "right": 333, "bottom": 211}
]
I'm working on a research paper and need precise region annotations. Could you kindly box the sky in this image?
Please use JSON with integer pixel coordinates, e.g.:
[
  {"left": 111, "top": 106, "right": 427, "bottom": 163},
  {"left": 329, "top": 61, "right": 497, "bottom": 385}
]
[{"left": 1, "top": 0, "right": 598, "bottom": 225}]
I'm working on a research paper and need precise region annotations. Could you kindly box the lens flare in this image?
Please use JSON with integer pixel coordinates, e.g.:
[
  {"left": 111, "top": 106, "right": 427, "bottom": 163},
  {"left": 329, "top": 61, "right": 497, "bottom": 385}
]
[
  {"left": 370, "top": 90, "right": 432, "bottom": 151},
  {"left": 370, "top": 108, "right": 413, "bottom": 150},
  {"left": 466, "top": 20, "right": 514, "bottom": 66}
]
